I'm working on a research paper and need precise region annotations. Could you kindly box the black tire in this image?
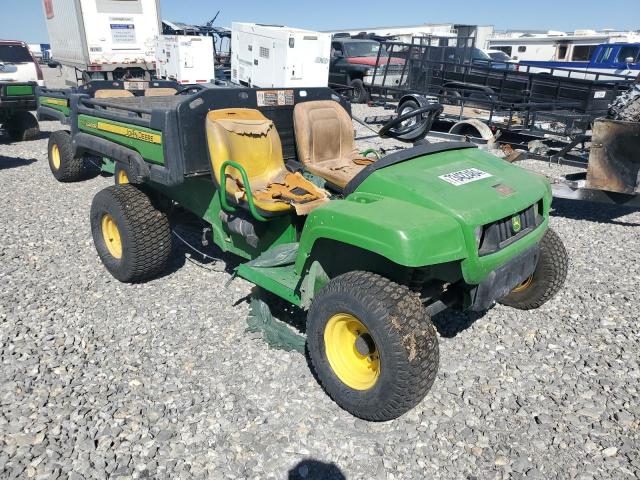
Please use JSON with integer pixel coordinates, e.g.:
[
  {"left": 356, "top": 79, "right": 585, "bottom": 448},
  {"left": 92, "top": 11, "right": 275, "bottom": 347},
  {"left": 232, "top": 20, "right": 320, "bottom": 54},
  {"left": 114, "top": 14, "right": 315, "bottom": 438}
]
[
  {"left": 48, "top": 130, "right": 85, "bottom": 182},
  {"left": 499, "top": 228, "right": 568, "bottom": 310},
  {"left": 6, "top": 111, "right": 40, "bottom": 142},
  {"left": 348, "top": 78, "right": 369, "bottom": 104},
  {"left": 440, "top": 89, "right": 462, "bottom": 106},
  {"left": 307, "top": 271, "right": 439, "bottom": 421},
  {"left": 90, "top": 185, "right": 172, "bottom": 283},
  {"left": 396, "top": 98, "right": 430, "bottom": 141}
]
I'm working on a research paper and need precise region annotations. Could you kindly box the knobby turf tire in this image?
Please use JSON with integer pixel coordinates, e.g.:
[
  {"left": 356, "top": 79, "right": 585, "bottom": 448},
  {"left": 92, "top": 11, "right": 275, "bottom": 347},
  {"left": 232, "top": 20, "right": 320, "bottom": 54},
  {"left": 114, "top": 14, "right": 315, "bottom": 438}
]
[
  {"left": 90, "top": 185, "right": 172, "bottom": 283},
  {"left": 7, "top": 111, "right": 39, "bottom": 142},
  {"left": 306, "top": 271, "right": 439, "bottom": 421},
  {"left": 48, "top": 130, "right": 84, "bottom": 182},
  {"left": 499, "top": 228, "right": 568, "bottom": 310}
]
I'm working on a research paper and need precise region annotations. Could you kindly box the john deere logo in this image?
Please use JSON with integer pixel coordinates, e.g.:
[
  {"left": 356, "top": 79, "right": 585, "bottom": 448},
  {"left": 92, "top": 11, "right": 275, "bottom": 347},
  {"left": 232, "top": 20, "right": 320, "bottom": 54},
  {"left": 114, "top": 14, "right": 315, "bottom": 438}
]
[{"left": 512, "top": 216, "right": 522, "bottom": 233}]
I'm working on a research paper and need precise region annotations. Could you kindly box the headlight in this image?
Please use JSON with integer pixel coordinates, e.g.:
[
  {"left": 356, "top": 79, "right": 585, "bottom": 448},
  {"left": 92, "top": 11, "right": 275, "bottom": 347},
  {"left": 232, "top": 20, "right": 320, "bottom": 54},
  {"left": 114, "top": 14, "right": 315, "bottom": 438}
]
[
  {"left": 365, "top": 68, "right": 376, "bottom": 76},
  {"left": 474, "top": 226, "right": 483, "bottom": 247}
]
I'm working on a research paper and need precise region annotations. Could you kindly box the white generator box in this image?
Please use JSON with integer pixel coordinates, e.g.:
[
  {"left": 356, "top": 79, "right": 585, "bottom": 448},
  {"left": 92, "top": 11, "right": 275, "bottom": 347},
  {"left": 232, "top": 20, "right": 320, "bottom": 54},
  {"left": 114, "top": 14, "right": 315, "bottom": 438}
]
[
  {"left": 155, "top": 35, "right": 215, "bottom": 84},
  {"left": 231, "top": 23, "right": 331, "bottom": 88}
]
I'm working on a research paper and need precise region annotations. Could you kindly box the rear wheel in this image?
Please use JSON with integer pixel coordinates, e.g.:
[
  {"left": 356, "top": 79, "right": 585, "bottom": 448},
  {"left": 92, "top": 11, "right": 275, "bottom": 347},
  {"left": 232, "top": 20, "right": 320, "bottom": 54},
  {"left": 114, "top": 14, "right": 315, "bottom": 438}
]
[
  {"left": 48, "top": 130, "right": 84, "bottom": 182},
  {"left": 499, "top": 228, "right": 568, "bottom": 310},
  {"left": 307, "top": 271, "right": 439, "bottom": 421},
  {"left": 6, "top": 111, "right": 39, "bottom": 142},
  {"left": 90, "top": 185, "right": 172, "bottom": 283},
  {"left": 114, "top": 164, "right": 131, "bottom": 185}
]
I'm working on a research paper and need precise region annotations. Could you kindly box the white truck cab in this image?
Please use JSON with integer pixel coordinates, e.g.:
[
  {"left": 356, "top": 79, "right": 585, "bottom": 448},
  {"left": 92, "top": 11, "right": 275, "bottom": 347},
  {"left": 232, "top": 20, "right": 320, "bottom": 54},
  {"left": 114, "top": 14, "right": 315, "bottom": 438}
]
[{"left": 0, "top": 41, "right": 45, "bottom": 87}]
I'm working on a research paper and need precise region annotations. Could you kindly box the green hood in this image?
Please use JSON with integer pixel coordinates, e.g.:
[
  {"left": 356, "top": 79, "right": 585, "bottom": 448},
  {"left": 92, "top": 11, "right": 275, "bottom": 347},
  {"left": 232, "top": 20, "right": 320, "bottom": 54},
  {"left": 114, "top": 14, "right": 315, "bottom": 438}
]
[
  {"left": 296, "top": 146, "right": 550, "bottom": 284},
  {"left": 353, "top": 147, "right": 549, "bottom": 226}
]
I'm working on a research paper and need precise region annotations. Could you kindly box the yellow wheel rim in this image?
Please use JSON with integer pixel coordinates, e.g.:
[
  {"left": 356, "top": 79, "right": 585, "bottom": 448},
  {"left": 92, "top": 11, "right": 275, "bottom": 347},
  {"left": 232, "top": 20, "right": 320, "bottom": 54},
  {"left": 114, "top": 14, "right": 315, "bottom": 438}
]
[
  {"left": 512, "top": 275, "right": 534, "bottom": 293},
  {"left": 324, "top": 313, "right": 380, "bottom": 390},
  {"left": 51, "top": 144, "right": 61, "bottom": 170},
  {"left": 101, "top": 214, "right": 123, "bottom": 259},
  {"left": 116, "top": 169, "right": 129, "bottom": 184}
]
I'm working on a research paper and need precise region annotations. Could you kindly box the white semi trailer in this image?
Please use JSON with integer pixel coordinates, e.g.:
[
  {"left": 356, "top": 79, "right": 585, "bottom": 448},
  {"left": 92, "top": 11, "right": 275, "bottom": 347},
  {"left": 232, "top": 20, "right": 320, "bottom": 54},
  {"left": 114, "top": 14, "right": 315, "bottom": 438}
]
[
  {"left": 42, "top": 0, "right": 161, "bottom": 85},
  {"left": 231, "top": 23, "right": 331, "bottom": 88}
]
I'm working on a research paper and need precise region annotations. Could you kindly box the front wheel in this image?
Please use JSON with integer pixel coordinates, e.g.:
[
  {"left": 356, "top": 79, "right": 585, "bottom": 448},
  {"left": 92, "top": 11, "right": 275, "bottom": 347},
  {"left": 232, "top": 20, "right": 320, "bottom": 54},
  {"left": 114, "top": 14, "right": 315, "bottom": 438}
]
[
  {"left": 499, "top": 228, "right": 568, "bottom": 310},
  {"left": 306, "top": 271, "right": 439, "bottom": 421},
  {"left": 348, "top": 79, "right": 369, "bottom": 104}
]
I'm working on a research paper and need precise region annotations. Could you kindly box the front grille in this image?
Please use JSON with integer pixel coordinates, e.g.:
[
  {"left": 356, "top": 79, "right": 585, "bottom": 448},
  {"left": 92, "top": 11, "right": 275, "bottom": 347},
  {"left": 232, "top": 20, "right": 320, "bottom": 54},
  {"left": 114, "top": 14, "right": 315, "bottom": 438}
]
[
  {"left": 380, "top": 63, "right": 404, "bottom": 73},
  {"left": 478, "top": 202, "right": 542, "bottom": 256}
]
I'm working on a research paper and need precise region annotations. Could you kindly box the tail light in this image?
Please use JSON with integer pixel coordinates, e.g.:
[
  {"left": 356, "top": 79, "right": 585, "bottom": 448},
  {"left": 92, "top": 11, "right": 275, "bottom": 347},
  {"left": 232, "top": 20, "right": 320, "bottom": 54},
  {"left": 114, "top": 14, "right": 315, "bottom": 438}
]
[
  {"left": 88, "top": 65, "right": 102, "bottom": 72},
  {"left": 28, "top": 50, "right": 44, "bottom": 81},
  {"left": 35, "top": 61, "right": 44, "bottom": 81}
]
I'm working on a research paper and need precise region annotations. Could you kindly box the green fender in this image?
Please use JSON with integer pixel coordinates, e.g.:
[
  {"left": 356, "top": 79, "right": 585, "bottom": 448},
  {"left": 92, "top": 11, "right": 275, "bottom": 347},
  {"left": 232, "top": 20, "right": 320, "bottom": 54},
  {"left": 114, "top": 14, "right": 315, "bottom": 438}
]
[{"left": 294, "top": 193, "right": 468, "bottom": 274}]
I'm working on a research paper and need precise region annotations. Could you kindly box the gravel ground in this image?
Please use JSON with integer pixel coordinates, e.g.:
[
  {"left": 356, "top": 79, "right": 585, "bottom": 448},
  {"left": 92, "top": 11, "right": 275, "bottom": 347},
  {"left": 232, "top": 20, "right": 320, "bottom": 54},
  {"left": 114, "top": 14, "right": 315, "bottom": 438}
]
[{"left": 1, "top": 72, "right": 639, "bottom": 479}]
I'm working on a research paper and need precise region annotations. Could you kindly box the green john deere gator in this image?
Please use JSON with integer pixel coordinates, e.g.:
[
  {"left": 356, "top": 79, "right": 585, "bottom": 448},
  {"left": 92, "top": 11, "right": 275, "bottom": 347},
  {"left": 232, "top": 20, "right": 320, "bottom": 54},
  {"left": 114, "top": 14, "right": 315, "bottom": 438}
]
[
  {"left": 55, "top": 86, "right": 568, "bottom": 421},
  {"left": 0, "top": 81, "right": 40, "bottom": 141},
  {"left": 36, "top": 80, "right": 181, "bottom": 182}
]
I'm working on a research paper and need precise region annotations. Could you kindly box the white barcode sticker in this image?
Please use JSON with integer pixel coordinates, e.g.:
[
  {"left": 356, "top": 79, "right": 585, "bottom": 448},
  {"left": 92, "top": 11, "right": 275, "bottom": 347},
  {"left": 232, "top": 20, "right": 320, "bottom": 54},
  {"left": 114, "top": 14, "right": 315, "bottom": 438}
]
[
  {"left": 594, "top": 91, "right": 607, "bottom": 99},
  {"left": 439, "top": 168, "right": 493, "bottom": 186}
]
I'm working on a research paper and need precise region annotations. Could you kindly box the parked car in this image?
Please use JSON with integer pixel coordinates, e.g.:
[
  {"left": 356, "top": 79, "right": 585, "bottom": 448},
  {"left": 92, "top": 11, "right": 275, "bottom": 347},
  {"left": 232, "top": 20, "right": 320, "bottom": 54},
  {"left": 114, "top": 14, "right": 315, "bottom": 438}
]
[
  {"left": 484, "top": 49, "right": 516, "bottom": 63},
  {"left": 0, "top": 40, "right": 45, "bottom": 87},
  {"left": 329, "top": 38, "right": 404, "bottom": 103}
]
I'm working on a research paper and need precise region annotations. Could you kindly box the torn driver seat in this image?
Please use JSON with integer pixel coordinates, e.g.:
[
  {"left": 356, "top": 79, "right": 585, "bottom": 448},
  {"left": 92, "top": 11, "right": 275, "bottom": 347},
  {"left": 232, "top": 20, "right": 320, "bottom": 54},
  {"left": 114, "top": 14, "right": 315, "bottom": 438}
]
[{"left": 206, "top": 108, "right": 328, "bottom": 217}]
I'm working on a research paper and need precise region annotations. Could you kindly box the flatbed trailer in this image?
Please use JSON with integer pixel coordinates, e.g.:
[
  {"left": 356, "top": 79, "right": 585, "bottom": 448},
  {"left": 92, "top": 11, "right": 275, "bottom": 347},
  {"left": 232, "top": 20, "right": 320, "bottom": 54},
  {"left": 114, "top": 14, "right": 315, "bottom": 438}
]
[
  {"left": 369, "top": 38, "right": 634, "bottom": 138},
  {"left": 361, "top": 107, "right": 640, "bottom": 209}
]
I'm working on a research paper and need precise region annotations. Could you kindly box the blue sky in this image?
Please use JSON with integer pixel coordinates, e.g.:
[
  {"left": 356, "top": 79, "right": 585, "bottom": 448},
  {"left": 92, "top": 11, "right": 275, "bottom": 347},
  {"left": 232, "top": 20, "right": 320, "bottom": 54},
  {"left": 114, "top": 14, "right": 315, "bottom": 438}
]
[{"left": 1, "top": 0, "right": 639, "bottom": 44}]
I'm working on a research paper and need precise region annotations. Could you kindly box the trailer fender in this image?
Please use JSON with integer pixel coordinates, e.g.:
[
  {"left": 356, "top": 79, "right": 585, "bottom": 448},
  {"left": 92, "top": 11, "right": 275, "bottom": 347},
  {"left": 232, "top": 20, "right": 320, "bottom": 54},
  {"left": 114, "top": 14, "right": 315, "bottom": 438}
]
[
  {"left": 397, "top": 93, "right": 430, "bottom": 110},
  {"left": 294, "top": 195, "right": 467, "bottom": 275},
  {"left": 73, "top": 132, "right": 150, "bottom": 182},
  {"left": 449, "top": 119, "right": 496, "bottom": 142}
]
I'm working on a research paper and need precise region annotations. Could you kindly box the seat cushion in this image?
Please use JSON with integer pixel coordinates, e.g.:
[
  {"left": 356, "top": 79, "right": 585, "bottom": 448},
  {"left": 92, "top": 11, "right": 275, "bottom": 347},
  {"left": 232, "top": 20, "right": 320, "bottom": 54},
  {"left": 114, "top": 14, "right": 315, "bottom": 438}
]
[
  {"left": 293, "top": 100, "right": 369, "bottom": 188},
  {"left": 253, "top": 172, "right": 328, "bottom": 215}
]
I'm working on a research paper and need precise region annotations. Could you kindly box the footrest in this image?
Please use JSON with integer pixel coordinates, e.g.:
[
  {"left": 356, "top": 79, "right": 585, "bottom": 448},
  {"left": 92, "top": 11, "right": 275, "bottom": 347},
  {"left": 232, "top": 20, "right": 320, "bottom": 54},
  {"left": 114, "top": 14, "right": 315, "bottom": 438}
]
[{"left": 237, "top": 263, "right": 301, "bottom": 306}]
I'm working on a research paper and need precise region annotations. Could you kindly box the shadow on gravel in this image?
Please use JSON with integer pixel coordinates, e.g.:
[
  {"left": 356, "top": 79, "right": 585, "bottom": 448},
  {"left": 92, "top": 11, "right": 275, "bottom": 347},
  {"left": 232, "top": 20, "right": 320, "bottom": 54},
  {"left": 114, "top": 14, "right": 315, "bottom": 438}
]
[
  {"left": 431, "top": 309, "right": 487, "bottom": 338},
  {"left": 0, "top": 155, "right": 38, "bottom": 169},
  {"left": 551, "top": 198, "right": 640, "bottom": 226},
  {"left": 253, "top": 288, "right": 307, "bottom": 334},
  {"left": 288, "top": 459, "right": 346, "bottom": 480},
  {"left": 167, "top": 223, "right": 243, "bottom": 279},
  {"left": 0, "top": 131, "right": 50, "bottom": 143}
]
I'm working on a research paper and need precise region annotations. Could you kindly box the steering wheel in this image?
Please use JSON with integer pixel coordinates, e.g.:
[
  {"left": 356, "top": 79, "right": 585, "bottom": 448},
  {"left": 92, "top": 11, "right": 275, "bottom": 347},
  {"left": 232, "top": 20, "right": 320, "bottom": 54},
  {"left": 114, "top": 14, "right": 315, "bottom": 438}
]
[
  {"left": 175, "top": 84, "right": 208, "bottom": 95},
  {"left": 378, "top": 103, "right": 443, "bottom": 142}
]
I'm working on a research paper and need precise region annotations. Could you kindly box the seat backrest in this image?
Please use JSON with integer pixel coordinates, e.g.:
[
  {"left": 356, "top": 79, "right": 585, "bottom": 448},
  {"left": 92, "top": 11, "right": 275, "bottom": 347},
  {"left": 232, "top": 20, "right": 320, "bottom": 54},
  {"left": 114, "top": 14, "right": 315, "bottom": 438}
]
[
  {"left": 94, "top": 89, "right": 134, "bottom": 99},
  {"left": 145, "top": 88, "right": 177, "bottom": 97},
  {"left": 293, "top": 100, "right": 356, "bottom": 167},
  {"left": 205, "top": 108, "right": 286, "bottom": 194}
]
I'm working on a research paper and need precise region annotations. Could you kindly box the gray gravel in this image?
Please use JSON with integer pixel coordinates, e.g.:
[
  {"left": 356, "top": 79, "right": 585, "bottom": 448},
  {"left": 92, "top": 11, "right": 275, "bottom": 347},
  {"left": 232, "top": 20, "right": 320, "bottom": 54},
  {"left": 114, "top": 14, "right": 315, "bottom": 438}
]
[{"left": 1, "top": 71, "right": 639, "bottom": 479}]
